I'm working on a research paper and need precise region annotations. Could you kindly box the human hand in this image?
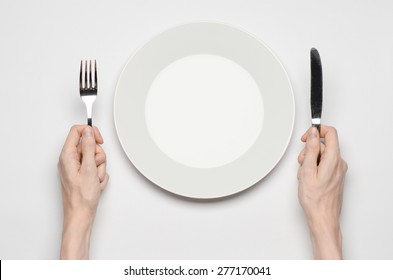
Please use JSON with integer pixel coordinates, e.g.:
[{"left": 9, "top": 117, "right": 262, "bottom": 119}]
[
  {"left": 58, "top": 125, "right": 109, "bottom": 259},
  {"left": 297, "top": 126, "right": 347, "bottom": 259}
]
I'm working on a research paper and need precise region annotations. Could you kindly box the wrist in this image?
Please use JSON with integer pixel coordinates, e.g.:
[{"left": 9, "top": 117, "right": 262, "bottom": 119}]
[
  {"left": 63, "top": 207, "right": 96, "bottom": 226},
  {"left": 308, "top": 218, "right": 343, "bottom": 260},
  {"left": 60, "top": 211, "right": 95, "bottom": 259}
]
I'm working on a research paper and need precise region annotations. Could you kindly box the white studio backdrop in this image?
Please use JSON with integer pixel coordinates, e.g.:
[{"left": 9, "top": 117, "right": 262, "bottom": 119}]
[{"left": 0, "top": 0, "right": 392, "bottom": 259}]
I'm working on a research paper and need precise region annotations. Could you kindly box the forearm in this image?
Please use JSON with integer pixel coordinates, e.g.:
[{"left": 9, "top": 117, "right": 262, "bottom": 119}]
[
  {"left": 308, "top": 219, "right": 343, "bottom": 260},
  {"left": 60, "top": 213, "right": 94, "bottom": 260}
]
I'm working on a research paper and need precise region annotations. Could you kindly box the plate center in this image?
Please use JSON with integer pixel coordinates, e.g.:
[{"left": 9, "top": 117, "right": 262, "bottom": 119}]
[{"left": 145, "top": 54, "right": 264, "bottom": 168}]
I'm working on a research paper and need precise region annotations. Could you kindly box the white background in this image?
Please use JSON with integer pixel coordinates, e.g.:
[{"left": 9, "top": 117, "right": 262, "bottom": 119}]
[{"left": 0, "top": 0, "right": 392, "bottom": 259}]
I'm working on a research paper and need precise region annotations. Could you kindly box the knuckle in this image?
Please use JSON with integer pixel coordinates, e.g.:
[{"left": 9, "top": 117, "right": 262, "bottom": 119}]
[
  {"left": 341, "top": 159, "right": 348, "bottom": 172},
  {"left": 100, "top": 174, "right": 109, "bottom": 191},
  {"left": 98, "top": 163, "right": 106, "bottom": 173},
  {"left": 59, "top": 152, "right": 66, "bottom": 165},
  {"left": 297, "top": 154, "right": 302, "bottom": 164},
  {"left": 297, "top": 169, "right": 301, "bottom": 180},
  {"left": 329, "top": 126, "right": 338, "bottom": 134},
  {"left": 70, "top": 124, "right": 79, "bottom": 132},
  {"left": 101, "top": 151, "right": 107, "bottom": 161}
]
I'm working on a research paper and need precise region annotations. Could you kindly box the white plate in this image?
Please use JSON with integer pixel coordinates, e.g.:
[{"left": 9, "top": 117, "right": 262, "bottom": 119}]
[{"left": 114, "top": 22, "right": 294, "bottom": 199}]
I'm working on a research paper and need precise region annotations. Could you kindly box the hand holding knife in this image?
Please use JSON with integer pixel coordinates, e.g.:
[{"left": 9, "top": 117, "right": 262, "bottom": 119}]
[{"left": 299, "top": 48, "right": 347, "bottom": 260}]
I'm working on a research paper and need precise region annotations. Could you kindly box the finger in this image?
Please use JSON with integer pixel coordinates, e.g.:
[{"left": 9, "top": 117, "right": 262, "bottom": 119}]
[
  {"left": 63, "top": 125, "right": 88, "bottom": 150},
  {"left": 301, "top": 125, "right": 335, "bottom": 142},
  {"left": 301, "top": 129, "right": 309, "bottom": 142},
  {"left": 93, "top": 126, "right": 104, "bottom": 144},
  {"left": 95, "top": 145, "right": 106, "bottom": 166},
  {"left": 320, "top": 142, "right": 326, "bottom": 154},
  {"left": 79, "top": 143, "right": 106, "bottom": 166},
  {"left": 100, "top": 173, "right": 110, "bottom": 191},
  {"left": 77, "top": 142, "right": 82, "bottom": 156},
  {"left": 298, "top": 140, "right": 325, "bottom": 165},
  {"left": 319, "top": 125, "right": 340, "bottom": 153},
  {"left": 65, "top": 125, "right": 103, "bottom": 146},
  {"left": 81, "top": 127, "right": 97, "bottom": 169},
  {"left": 297, "top": 148, "right": 306, "bottom": 164},
  {"left": 302, "top": 127, "right": 320, "bottom": 170},
  {"left": 97, "top": 162, "right": 106, "bottom": 182},
  {"left": 301, "top": 126, "right": 316, "bottom": 142},
  {"left": 80, "top": 143, "right": 106, "bottom": 166},
  {"left": 299, "top": 146, "right": 324, "bottom": 164}
]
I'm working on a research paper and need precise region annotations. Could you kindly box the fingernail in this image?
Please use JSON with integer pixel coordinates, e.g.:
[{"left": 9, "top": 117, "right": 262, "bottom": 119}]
[
  {"left": 309, "top": 127, "right": 318, "bottom": 138},
  {"left": 84, "top": 127, "right": 92, "bottom": 137}
]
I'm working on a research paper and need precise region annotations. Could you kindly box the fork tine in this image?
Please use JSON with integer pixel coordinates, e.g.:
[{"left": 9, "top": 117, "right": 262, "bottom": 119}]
[
  {"left": 79, "top": 60, "right": 83, "bottom": 89},
  {"left": 89, "top": 60, "right": 93, "bottom": 89},
  {"left": 84, "top": 60, "right": 88, "bottom": 88},
  {"left": 94, "top": 60, "right": 97, "bottom": 89}
]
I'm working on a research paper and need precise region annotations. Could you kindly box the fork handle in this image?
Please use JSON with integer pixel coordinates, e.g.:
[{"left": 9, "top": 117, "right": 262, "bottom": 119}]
[{"left": 88, "top": 118, "right": 92, "bottom": 126}]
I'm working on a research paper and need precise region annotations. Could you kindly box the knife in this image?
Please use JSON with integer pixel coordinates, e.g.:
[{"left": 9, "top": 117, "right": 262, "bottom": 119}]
[{"left": 310, "top": 48, "right": 323, "bottom": 133}]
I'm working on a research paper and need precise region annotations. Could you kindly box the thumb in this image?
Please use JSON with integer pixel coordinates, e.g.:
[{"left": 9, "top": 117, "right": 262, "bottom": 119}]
[
  {"left": 81, "top": 126, "right": 97, "bottom": 169},
  {"left": 302, "top": 127, "right": 320, "bottom": 169}
]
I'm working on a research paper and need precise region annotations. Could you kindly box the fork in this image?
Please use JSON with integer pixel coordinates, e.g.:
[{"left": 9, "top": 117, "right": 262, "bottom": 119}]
[{"left": 79, "top": 60, "right": 97, "bottom": 126}]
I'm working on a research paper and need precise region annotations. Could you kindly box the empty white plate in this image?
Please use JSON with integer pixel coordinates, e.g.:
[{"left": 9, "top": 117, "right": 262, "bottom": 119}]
[{"left": 114, "top": 22, "right": 294, "bottom": 199}]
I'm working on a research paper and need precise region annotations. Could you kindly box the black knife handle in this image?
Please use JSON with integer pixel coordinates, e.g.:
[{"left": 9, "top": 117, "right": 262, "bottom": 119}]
[{"left": 311, "top": 123, "right": 321, "bottom": 165}]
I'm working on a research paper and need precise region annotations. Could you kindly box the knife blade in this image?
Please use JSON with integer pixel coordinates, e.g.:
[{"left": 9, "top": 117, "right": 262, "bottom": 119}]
[{"left": 310, "top": 47, "right": 323, "bottom": 133}]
